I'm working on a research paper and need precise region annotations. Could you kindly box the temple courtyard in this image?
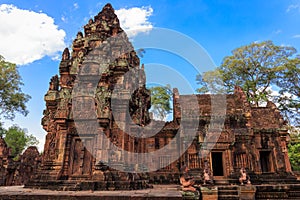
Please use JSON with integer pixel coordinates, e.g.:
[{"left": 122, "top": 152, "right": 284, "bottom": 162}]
[{"left": 1, "top": 183, "right": 300, "bottom": 200}]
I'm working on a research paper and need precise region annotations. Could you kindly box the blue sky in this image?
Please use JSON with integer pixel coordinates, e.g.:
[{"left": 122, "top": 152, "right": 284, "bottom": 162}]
[{"left": 0, "top": 0, "right": 300, "bottom": 150}]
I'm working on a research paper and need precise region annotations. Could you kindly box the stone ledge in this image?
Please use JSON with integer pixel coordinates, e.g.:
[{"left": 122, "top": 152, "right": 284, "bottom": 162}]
[{"left": 0, "top": 185, "right": 182, "bottom": 200}]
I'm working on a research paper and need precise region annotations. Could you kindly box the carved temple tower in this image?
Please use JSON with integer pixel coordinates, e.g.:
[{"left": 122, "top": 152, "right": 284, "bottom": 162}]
[{"left": 30, "top": 4, "right": 151, "bottom": 190}]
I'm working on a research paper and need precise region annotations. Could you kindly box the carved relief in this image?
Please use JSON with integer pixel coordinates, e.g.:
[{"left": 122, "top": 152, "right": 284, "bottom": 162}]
[
  {"left": 95, "top": 86, "right": 111, "bottom": 118},
  {"left": 49, "top": 75, "right": 59, "bottom": 91}
]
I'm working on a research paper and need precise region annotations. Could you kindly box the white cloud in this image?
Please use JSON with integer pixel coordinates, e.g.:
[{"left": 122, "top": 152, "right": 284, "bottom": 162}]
[
  {"left": 286, "top": 4, "right": 300, "bottom": 13},
  {"left": 273, "top": 29, "right": 282, "bottom": 34},
  {"left": 61, "top": 15, "right": 67, "bottom": 22},
  {"left": 116, "top": 6, "right": 153, "bottom": 38},
  {"left": 73, "top": 3, "right": 79, "bottom": 10},
  {"left": 293, "top": 34, "right": 300, "bottom": 38},
  {"left": 0, "top": 4, "right": 66, "bottom": 65}
]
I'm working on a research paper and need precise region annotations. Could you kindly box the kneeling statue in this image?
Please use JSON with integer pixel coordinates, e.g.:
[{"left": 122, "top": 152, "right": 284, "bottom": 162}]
[
  {"left": 239, "top": 167, "right": 251, "bottom": 185},
  {"left": 203, "top": 168, "right": 213, "bottom": 185}
]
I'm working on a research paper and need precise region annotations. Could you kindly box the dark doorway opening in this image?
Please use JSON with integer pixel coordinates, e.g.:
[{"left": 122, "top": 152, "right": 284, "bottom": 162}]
[
  {"left": 211, "top": 152, "right": 224, "bottom": 176},
  {"left": 260, "top": 151, "right": 271, "bottom": 172}
]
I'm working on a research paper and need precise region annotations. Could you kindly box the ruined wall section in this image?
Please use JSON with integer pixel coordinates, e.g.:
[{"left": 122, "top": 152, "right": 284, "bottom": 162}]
[
  {"left": 13, "top": 146, "right": 41, "bottom": 185},
  {"left": 0, "top": 138, "right": 12, "bottom": 185},
  {"left": 0, "top": 139, "right": 41, "bottom": 186}
]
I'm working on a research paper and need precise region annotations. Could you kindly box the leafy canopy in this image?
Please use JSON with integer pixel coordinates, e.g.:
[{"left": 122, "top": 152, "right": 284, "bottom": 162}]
[
  {"left": 3, "top": 125, "right": 39, "bottom": 159},
  {"left": 275, "top": 57, "right": 300, "bottom": 125},
  {"left": 288, "top": 128, "right": 300, "bottom": 171},
  {"left": 149, "top": 84, "right": 173, "bottom": 121},
  {"left": 0, "top": 55, "right": 30, "bottom": 120},
  {"left": 196, "top": 40, "right": 299, "bottom": 125}
]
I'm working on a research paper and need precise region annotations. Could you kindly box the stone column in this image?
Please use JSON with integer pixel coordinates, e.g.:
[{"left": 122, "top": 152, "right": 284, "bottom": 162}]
[
  {"left": 201, "top": 186, "right": 218, "bottom": 200},
  {"left": 239, "top": 185, "right": 256, "bottom": 200}
]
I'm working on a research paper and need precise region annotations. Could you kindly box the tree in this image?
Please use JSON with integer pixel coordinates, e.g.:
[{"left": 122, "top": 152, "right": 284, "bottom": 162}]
[
  {"left": 0, "top": 55, "right": 31, "bottom": 120},
  {"left": 3, "top": 125, "right": 39, "bottom": 159},
  {"left": 196, "top": 41, "right": 300, "bottom": 125},
  {"left": 0, "top": 122, "right": 5, "bottom": 138},
  {"left": 275, "top": 57, "right": 300, "bottom": 126},
  {"left": 288, "top": 128, "right": 300, "bottom": 171},
  {"left": 196, "top": 69, "right": 226, "bottom": 94},
  {"left": 196, "top": 41, "right": 297, "bottom": 107},
  {"left": 149, "top": 85, "right": 173, "bottom": 121}
]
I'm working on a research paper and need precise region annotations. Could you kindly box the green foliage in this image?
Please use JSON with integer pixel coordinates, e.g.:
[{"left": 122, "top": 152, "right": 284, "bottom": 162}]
[
  {"left": 196, "top": 41, "right": 296, "bottom": 106},
  {"left": 3, "top": 125, "right": 39, "bottom": 159},
  {"left": 0, "top": 55, "right": 31, "bottom": 120},
  {"left": 288, "top": 130, "right": 300, "bottom": 171},
  {"left": 149, "top": 85, "right": 173, "bottom": 120},
  {"left": 276, "top": 57, "right": 300, "bottom": 126},
  {"left": 196, "top": 69, "right": 226, "bottom": 94},
  {"left": 196, "top": 40, "right": 300, "bottom": 125},
  {"left": 0, "top": 122, "right": 5, "bottom": 138}
]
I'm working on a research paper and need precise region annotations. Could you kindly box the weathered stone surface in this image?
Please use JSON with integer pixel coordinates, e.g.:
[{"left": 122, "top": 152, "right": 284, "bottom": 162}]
[
  {"left": 0, "top": 185, "right": 182, "bottom": 200},
  {"left": 0, "top": 139, "right": 41, "bottom": 186},
  {"left": 240, "top": 185, "right": 256, "bottom": 200},
  {"left": 0, "top": 137, "right": 13, "bottom": 186},
  {"left": 201, "top": 186, "right": 218, "bottom": 200},
  {"left": 29, "top": 3, "right": 151, "bottom": 190},
  {"left": 13, "top": 146, "right": 41, "bottom": 185}
]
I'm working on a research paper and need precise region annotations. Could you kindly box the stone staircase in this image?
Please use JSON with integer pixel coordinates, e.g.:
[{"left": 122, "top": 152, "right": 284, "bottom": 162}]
[
  {"left": 287, "top": 184, "right": 300, "bottom": 200},
  {"left": 218, "top": 186, "right": 240, "bottom": 200},
  {"left": 25, "top": 180, "right": 82, "bottom": 191},
  {"left": 255, "top": 184, "right": 300, "bottom": 200},
  {"left": 249, "top": 172, "right": 299, "bottom": 185},
  {"left": 26, "top": 179, "right": 151, "bottom": 191}
]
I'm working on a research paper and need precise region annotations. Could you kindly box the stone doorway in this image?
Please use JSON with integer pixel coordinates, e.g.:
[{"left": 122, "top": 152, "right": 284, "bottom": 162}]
[
  {"left": 211, "top": 152, "right": 224, "bottom": 176},
  {"left": 260, "top": 151, "right": 272, "bottom": 172}
]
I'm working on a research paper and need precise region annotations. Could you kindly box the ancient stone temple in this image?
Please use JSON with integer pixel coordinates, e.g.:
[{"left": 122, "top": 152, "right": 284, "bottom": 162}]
[
  {"left": 175, "top": 86, "right": 295, "bottom": 184},
  {"left": 0, "top": 138, "right": 41, "bottom": 186},
  {"left": 26, "top": 3, "right": 298, "bottom": 194},
  {"left": 0, "top": 137, "right": 12, "bottom": 186},
  {"left": 29, "top": 3, "right": 151, "bottom": 190},
  {"left": 13, "top": 146, "right": 41, "bottom": 185}
]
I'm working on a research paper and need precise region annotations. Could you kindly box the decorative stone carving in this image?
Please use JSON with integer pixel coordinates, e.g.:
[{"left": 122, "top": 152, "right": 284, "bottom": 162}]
[
  {"left": 62, "top": 48, "right": 70, "bottom": 61},
  {"left": 13, "top": 146, "right": 41, "bottom": 185},
  {"left": 0, "top": 140, "right": 40, "bottom": 186},
  {"left": 95, "top": 86, "right": 111, "bottom": 118},
  {"left": 203, "top": 166, "right": 213, "bottom": 185},
  {"left": 49, "top": 75, "right": 59, "bottom": 91}
]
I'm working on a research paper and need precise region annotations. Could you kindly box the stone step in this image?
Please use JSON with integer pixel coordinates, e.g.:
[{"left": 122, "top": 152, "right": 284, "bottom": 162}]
[
  {"left": 26, "top": 180, "right": 150, "bottom": 191},
  {"left": 288, "top": 191, "right": 300, "bottom": 198},
  {"left": 0, "top": 185, "right": 183, "bottom": 200},
  {"left": 218, "top": 189, "right": 239, "bottom": 195},
  {"left": 218, "top": 186, "right": 240, "bottom": 190},
  {"left": 257, "top": 179, "right": 299, "bottom": 184},
  {"left": 218, "top": 195, "right": 240, "bottom": 200},
  {"left": 255, "top": 192, "right": 289, "bottom": 200},
  {"left": 218, "top": 186, "right": 240, "bottom": 200},
  {"left": 26, "top": 181, "right": 82, "bottom": 191}
]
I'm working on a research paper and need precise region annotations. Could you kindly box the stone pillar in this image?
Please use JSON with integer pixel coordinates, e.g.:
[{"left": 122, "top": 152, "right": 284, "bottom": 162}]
[
  {"left": 239, "top": 185, "right": 256, "bottom": 200},
  {"left": 59, "top": 127, "right": 69, "bottom": 178},
  {"left": 201, "top": 186, "right": 218, "bottom": 200},
  {"left": 57, "top": 127, "right": 67, "bottom": 163},
  {"left": 279, "top": 129, "right": 293, "bottom": 173}
]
